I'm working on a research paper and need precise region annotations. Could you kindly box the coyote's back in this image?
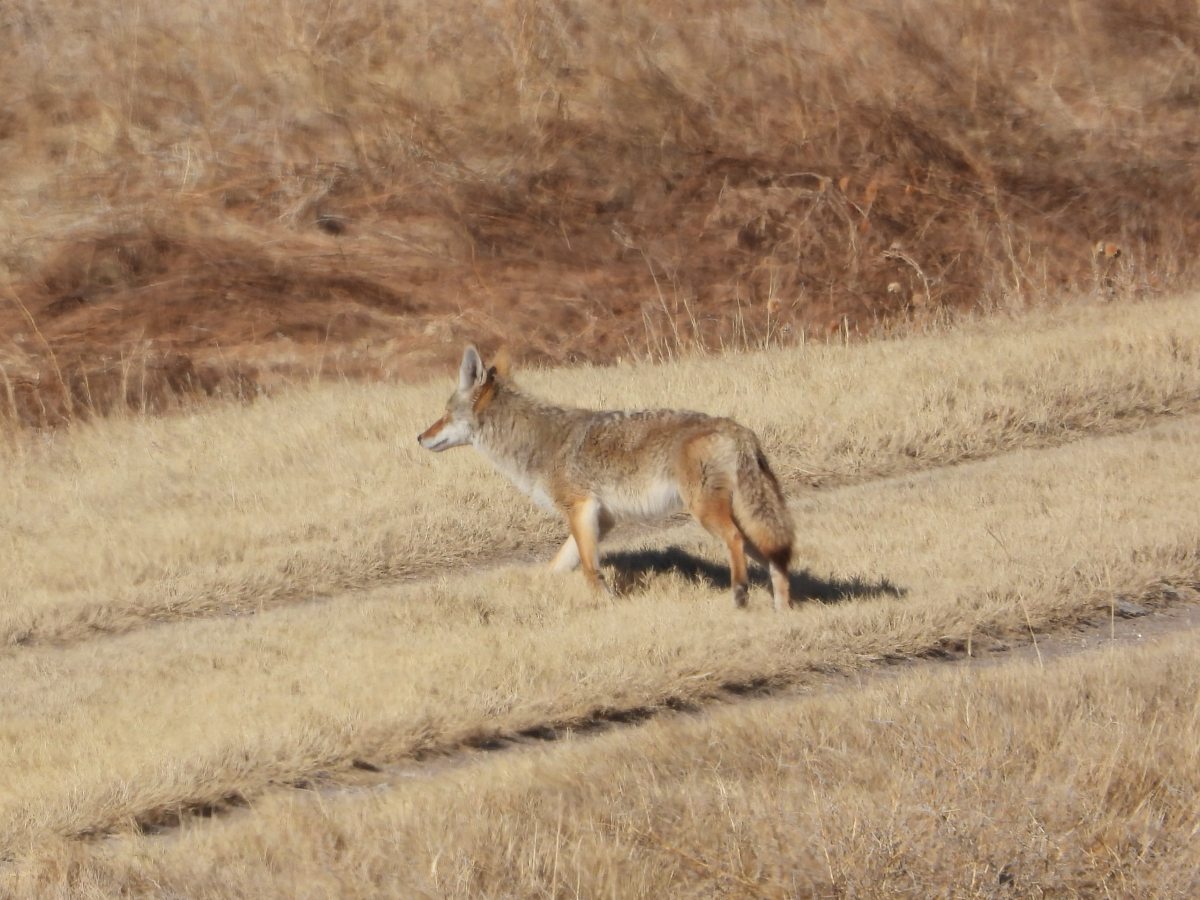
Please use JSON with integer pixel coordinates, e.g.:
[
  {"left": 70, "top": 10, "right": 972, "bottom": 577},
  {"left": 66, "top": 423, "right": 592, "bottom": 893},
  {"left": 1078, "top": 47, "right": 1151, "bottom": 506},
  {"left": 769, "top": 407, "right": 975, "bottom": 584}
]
[{"left": 419, "top": 347, "right": 794, "bottom": 610}]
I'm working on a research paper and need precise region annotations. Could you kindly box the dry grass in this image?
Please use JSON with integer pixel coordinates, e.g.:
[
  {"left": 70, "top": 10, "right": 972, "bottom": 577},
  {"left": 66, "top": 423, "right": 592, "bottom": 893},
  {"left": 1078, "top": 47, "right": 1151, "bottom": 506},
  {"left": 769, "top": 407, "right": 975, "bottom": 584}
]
[
  {"left": 0, "top": 390, "right": 1198, "bottom": 853},
  {"left": 3, "top": 294, "right": 1199, "bottom": 649},
  {"left": 8, "top": 616, "right": 1200, "bottom": 898},
  {"left": 3, "top": 0, "right": 1200, "bottom": 415},
  {"left": 2, "top": 294, "right": 1200, "bottom": 892},
  {"left": 7, "top": 3, "right": 1200, "bottom": 890}
]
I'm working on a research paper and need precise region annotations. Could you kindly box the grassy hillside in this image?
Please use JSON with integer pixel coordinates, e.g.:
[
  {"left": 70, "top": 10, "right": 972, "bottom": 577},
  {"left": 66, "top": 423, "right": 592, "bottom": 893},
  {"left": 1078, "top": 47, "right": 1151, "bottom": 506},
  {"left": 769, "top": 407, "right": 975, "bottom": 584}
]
[{"left": 3, "top": 0, "right": 1200, "bottom": 421}]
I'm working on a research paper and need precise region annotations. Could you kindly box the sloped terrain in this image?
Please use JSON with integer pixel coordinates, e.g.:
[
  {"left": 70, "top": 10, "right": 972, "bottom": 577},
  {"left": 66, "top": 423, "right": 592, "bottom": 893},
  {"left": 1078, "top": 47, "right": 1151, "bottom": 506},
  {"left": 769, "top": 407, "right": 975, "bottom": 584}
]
[{"left": 4, "top": 0, "right": 1200, "bottom": 422}]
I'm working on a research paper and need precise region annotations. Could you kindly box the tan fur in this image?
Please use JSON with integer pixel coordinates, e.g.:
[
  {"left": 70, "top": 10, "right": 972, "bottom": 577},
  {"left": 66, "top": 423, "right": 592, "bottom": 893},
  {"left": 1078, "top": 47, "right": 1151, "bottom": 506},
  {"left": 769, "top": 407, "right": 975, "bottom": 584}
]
[{"left": 419, "top": 347, "right": 794, "bottom": 609}]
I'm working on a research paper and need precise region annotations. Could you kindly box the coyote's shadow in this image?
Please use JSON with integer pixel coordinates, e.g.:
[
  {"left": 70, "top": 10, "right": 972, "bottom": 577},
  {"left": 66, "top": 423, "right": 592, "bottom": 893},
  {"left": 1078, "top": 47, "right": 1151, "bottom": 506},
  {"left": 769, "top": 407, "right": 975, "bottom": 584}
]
[{"left": 604, "top": 547, "right": 905, "bottom": 605}]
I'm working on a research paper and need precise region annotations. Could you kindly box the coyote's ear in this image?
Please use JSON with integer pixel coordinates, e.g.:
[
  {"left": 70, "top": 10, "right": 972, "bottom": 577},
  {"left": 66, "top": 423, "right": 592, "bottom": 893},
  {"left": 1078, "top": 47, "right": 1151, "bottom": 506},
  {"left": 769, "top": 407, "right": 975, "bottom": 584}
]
[
  {"left": 491, "top": 345, "right": 512, "bottom": 379},
  {"left": 458, "top": 346, "right": 487, "bottom": 391}
]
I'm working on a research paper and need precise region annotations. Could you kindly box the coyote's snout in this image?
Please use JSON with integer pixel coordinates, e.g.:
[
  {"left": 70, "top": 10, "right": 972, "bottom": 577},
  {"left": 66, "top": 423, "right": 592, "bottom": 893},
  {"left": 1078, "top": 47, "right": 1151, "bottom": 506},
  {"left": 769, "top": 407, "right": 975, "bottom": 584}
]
[{"left": 419, "top": 347, "right": 794, "bottom": 610}]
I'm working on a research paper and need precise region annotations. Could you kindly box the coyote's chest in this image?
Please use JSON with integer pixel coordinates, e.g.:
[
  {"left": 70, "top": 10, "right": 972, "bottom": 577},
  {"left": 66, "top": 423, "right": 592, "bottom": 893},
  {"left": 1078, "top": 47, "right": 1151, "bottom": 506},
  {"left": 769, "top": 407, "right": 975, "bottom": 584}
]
[{"left": 479, "top": 448, "right": 559, "bottom": 512}]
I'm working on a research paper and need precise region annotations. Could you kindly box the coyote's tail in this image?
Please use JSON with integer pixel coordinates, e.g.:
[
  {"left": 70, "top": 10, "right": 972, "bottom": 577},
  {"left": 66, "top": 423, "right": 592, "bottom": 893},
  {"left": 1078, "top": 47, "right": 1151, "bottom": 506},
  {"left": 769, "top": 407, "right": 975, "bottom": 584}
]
[{"left": 730, "top": 431, "right": 794, "bottom": 562}]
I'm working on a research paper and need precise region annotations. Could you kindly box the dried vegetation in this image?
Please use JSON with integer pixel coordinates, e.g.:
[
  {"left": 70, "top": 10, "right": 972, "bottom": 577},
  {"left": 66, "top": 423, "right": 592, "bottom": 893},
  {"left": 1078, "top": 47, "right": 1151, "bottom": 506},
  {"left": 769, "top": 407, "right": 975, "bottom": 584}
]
[
  {"left": 3, "top": 0, "right": 1200, "bottom": 420},
  {"left": 1, "top": 297, "right": 1200, "bottom": 896},
  {"left": 5, "top": 1, "right": 1200, "bottom": 891},
  {"left": 14, "top": 629, "right": 1199, "bottom": 898}
]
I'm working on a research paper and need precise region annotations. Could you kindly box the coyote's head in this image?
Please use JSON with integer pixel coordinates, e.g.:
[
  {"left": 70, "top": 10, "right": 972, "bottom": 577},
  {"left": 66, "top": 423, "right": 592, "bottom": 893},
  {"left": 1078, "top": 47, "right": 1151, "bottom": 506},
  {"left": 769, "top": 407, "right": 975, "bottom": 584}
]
[{"left": 418, "top": 346, "right": 510, "bottom": 451}]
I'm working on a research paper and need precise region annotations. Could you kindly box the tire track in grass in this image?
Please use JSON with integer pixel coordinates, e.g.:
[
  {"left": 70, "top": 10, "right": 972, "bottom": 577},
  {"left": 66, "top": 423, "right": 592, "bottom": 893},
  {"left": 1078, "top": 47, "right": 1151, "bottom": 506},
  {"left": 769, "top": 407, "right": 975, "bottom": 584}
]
[
  {"left": 8, "top": 296, "right": 1200, "bottom": 651},
  {"left": 91, "top": 581, "right": 1200, "bottom": 841}
]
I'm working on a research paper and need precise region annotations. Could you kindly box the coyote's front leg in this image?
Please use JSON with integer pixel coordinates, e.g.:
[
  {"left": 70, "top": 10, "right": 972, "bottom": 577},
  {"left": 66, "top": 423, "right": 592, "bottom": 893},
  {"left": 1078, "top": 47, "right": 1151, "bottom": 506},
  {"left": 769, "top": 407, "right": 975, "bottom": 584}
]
[{"left": 565, "top": 497, "right": 615, "bottom": 595}]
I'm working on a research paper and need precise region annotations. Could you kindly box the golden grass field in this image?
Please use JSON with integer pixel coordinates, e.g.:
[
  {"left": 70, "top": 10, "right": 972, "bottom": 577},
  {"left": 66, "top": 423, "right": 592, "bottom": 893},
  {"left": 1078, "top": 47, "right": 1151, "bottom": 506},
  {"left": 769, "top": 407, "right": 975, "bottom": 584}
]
[
  {"left": 3, "top": 294, "right": 1200, "bottom": 896},
  {"left": 4, "top": 295, "right": 1200, "bottom": 650},
  {"left": 22, "top": 626, "right": 1198, "bottom": 899}
]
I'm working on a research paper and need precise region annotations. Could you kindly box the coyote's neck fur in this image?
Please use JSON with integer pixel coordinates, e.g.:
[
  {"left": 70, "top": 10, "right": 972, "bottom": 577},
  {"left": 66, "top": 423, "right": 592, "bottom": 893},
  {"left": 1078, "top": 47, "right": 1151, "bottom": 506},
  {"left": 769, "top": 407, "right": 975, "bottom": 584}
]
[{"left": 473, "top": 384, "right": 581, "bottom": 512}]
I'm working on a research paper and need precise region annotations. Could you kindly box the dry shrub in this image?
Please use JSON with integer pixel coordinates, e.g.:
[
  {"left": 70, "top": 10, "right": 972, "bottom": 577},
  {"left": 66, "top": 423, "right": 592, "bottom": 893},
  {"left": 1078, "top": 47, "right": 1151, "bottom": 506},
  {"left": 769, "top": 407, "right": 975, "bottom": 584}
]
[{"left": 2, "top": 0, "right": 1199, "bottom": 417}]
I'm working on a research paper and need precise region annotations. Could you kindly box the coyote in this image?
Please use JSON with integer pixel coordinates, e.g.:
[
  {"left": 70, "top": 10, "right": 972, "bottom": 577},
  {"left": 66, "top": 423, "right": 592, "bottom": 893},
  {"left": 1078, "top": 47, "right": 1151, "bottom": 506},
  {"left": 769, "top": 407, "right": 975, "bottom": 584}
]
[{"left": 419, "top": 347, "right": 794, "bottom": 610}]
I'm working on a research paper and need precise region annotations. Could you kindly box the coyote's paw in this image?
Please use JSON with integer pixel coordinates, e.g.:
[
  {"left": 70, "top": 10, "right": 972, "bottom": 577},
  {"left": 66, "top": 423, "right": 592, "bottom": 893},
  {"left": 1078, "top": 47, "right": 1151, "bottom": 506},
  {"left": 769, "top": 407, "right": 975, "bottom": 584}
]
[{"left": 733, "top": 584, "right": 749, "bottom": 608}]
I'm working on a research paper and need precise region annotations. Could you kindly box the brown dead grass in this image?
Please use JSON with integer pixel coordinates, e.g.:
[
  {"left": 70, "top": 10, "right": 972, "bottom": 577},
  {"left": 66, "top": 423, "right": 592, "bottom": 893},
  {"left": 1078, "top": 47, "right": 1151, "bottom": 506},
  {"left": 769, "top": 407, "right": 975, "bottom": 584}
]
[
  {"left": 2, "top": 295, "right": 1200, "bottom": 893},
  {"left": 17, "top": 624, "right": 1195, "bottom": 900},
  {"left": 3, "top": 0, "right": 1200, "bottom": 418}
]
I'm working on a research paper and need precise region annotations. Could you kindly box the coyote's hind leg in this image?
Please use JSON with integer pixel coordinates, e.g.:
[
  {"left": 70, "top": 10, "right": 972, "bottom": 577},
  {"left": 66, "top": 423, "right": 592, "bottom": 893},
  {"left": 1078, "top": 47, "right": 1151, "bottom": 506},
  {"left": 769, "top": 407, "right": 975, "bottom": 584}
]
[
  {"left": 551, "top": 536, "right": 581, "bottom": 572},
  {"left": 685, "top": 492, "right": 750, "bottom": 608},
  {"left": 766, "top": 546, "right": 791, "bottom": 612}
]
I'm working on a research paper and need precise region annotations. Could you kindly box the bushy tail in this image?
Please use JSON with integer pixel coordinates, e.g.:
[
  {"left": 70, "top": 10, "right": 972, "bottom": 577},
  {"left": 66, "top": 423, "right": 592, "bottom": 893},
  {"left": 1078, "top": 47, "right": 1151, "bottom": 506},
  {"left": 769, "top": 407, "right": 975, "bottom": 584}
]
[{"left": 730, "top": 431, "right": 794, "bottom": 563}]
